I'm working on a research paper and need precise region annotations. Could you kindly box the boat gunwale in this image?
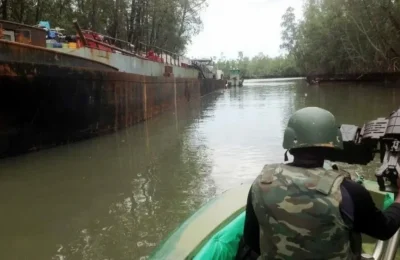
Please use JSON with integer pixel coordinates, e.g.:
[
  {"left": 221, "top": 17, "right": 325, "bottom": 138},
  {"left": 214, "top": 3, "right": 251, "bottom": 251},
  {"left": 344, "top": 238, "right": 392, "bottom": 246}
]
[
  {"left": 149, "top": 183, "right": 251, "bottom": 259},
  {"left": 150, "top": 179, "right": 395, "bottom": 260}
]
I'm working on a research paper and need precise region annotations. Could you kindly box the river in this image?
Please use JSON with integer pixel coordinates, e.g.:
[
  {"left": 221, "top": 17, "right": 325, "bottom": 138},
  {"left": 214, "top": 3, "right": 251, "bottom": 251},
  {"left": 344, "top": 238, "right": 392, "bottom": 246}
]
[{"left": 1, "top": 78, "right": 400, "bottom": 260}]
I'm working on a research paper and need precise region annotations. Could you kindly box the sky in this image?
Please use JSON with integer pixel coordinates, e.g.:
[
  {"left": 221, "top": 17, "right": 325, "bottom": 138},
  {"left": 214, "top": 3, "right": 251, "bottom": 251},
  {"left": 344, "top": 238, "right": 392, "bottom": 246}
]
[{"left": 185, "top": 0, "right": 304, "bottom": 60}]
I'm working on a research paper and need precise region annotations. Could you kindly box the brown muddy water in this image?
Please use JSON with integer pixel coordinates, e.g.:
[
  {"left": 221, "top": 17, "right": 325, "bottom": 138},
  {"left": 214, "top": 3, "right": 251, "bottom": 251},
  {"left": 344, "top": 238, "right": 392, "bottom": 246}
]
[{"left": 1, "top": 78, "right": 400, "bottom": 260}]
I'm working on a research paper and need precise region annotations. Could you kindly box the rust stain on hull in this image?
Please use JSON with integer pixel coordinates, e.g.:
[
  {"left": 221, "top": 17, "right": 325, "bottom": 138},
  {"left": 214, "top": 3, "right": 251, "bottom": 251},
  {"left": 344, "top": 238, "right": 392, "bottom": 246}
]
[
  {"left": 0, "top": 64, "right": 17, "bottom": 76},
  {"left": 0, "top": 61, "right": 224, "bottom": 158}
]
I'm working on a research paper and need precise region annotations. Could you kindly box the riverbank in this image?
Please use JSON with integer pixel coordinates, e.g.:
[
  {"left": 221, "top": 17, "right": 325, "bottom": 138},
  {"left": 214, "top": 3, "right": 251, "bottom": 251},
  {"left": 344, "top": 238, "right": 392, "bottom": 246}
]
[
  {"left": 243, "top": 72, "right": 400, "bottom": 85},
  {"left": 306, "top": 72, "right": 400, "bottom": 85},
  {"left": 0, "top": 61, "right": 224, "bottom": 158},
  {"left": 243, "top": 74, "right": 304, "bottom": 80}
]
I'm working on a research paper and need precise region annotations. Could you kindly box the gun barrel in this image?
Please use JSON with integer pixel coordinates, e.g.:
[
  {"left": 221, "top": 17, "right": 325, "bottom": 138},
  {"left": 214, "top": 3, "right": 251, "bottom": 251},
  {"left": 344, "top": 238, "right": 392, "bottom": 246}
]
[{"left": 337, "top": 107, "right": 400, "bottom": 193}]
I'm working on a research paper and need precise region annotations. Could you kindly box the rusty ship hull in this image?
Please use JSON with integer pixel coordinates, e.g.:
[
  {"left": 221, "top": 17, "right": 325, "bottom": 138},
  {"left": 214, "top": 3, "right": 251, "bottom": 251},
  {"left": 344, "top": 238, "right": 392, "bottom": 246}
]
[{"left": 0, "top": 39, "right": 224, "bottom": 157}]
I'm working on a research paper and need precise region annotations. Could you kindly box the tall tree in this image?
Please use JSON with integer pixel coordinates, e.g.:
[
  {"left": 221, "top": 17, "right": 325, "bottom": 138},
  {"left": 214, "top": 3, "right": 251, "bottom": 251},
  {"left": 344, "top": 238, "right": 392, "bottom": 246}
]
[
  {"left": 280, "top": 7, "right": 297, "bottom": 55},
  {"left": 285, "top": 0, "right": 400, "bottom": 74},
  {"left": 1, "top": 0, "right": 207, "bottom": 55}
]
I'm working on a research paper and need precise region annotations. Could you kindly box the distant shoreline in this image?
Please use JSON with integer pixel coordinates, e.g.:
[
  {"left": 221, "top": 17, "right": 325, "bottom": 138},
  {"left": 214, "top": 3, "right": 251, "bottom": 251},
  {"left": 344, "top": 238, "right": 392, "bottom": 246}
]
[
  {"left": 242, "top": 72, "right": 400, "bottom": 85},
  {"left": 305, "top": 72, "right": 400, "bottom": 85},
  {"left": 243, "top": 75, "right": 305, "bottom": 80}
]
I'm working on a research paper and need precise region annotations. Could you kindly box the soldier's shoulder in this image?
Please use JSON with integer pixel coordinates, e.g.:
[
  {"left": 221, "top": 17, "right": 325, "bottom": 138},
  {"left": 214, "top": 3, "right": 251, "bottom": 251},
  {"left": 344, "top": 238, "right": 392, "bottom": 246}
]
[
  {"left": 260, "top": 163, "right": 283, "bottom": 171},
  {"left": 324, "top": 162, "right": 353, "bottom": 179},
  {"left": 253, "top": 163, "right": 285, "bottom": 184},
  {"left": 333, "top": 166, "right": 353, "bottom": 179},
  {"left": 259, "top": 163, "right": 292, "bottom": 175}
]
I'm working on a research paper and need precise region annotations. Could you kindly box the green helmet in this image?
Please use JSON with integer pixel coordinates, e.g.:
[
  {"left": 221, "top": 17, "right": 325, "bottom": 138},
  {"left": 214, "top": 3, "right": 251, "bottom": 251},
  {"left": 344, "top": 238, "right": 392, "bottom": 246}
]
[{"left": 283, "top": 107, "right": 343, "bottom": 150}]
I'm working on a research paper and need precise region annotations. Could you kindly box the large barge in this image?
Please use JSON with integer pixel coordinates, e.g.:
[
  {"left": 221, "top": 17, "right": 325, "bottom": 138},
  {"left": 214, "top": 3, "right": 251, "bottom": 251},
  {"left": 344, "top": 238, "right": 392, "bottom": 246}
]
[{"left": 0, "top": 20, "right": 225, "bottom": 158}]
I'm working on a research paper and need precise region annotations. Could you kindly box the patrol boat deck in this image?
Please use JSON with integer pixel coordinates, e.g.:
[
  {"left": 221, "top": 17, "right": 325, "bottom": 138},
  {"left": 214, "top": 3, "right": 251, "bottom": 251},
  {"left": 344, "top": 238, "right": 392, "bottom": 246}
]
[{"left": 150, "top": 179, "right": 400, "bottom": 260}]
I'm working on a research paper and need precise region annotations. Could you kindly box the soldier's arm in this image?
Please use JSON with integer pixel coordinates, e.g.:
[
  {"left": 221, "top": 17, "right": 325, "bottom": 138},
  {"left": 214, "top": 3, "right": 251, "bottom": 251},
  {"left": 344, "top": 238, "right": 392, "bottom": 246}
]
[{"left": 341, "top": 179, "right": 400, "bottom": 240}]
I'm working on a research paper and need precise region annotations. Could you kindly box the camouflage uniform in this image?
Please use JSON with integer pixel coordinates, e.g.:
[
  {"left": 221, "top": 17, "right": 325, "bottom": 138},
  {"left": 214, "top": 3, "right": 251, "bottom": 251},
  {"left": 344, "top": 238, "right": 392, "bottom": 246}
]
[
  {"left": 249, "top": 107, "right": 357, "bottom": 259},
  {"left": 251, "top": 163, "right": 355, "bottom": 259}
]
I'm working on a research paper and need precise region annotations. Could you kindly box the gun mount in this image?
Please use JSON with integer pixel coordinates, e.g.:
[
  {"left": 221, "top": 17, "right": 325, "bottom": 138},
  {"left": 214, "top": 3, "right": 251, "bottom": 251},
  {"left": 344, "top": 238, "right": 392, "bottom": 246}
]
[{"left": 329, "top": 108, "right": 400, "bottom": 193}]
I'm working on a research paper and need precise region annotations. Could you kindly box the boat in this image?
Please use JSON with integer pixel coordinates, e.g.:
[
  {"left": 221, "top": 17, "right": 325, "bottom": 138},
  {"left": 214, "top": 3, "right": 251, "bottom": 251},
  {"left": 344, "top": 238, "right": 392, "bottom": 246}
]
[
  {"left": 151, "top": 105, "right": 400, "bottom": 259},
  {"left": 34, "top": 19, "right": 218, "bottom": 80},
  {"left": 149, "top": 170, "right": 399, "bottom": 260},
  {"left": 227, "top": 69, "right": 244, "bottom": 87},
  {"left": 0, "top": 19, "right": 224, "bottom": 158}
]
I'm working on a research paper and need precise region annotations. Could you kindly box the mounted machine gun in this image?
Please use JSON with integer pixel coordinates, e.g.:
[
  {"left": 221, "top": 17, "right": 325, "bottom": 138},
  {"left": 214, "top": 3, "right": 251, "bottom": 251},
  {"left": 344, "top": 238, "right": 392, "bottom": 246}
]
[
  {"left": 329, "top": 109, "right": 400, "bottom": 193},
  {"left": 327, "top": 108, "right": 400, "bottom": 260}
]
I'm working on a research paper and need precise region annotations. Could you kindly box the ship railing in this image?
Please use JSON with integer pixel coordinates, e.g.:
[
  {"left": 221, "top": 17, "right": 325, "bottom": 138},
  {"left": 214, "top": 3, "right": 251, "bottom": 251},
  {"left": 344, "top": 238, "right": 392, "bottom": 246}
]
[
  {"left": 73, "top": 19, "right": 194, "bottom": 68},
  {"left": 79, "top": 29, "right": 139, "bottom": 59},
  {"left": 78, "top": 28, "right": 192, "bottom": 68},
  {"left": 136, "top": 41, "right": 192, "bottom": 68},
  {"left": 78, "top": 33, "right": 140, "bottom": 59},
  {"left": 81, "top": 29, "right": 135, "bottom": 53}
]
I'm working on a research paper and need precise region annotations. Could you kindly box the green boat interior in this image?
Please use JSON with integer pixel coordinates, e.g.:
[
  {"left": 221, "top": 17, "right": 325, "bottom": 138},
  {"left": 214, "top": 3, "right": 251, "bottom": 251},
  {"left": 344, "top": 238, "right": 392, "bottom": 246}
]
[{"left": 150, "top": 178, "right": 400, "bottom": 260}]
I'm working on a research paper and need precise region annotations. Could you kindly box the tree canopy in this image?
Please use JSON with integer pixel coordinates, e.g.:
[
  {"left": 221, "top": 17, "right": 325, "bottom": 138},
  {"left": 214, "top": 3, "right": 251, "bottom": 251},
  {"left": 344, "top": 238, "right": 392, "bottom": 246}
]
[
  {"left": 215, "top": 52, "right": 301, "bottom": 79},
  {"left": 217, "top": 0, "right": 400, "bottom": 78},
  {"left": 288, "top": 0, "right": 400, "bottom": 75},
  {"left": 0, "top": 0, "right": 207, "bottom": 54},
  {"left": 3, "top": 0, "right": 400, "bottom": 76}
]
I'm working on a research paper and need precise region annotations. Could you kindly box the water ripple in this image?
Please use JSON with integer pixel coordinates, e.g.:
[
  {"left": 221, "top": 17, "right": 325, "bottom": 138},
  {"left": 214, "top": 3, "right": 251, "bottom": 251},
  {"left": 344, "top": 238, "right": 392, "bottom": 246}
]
[{"left": 2, "top": 78, "right": 400, "bottom": 260}]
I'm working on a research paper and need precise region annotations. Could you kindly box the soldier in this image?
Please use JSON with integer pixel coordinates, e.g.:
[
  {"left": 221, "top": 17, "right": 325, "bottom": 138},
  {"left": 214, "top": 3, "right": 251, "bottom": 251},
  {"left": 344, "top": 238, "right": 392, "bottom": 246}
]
[{"left": 236, "top": 107, "right": 400, "bottom": 260}]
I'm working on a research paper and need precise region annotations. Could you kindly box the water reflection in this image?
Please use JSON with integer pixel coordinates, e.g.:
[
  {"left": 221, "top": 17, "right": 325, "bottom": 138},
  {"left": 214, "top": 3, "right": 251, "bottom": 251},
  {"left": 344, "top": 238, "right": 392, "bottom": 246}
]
[
  {"left": 201, "top": 79, "right": 301, "bottom": 193},
  {"left": 293, "top": 83, "right": 400, "bottom": 125},
  {"left": 0, "top": 92, "right": 222, "bottom": 260},
  {"left": 1, "top": 79, "right": 400, "bottom": 260}
]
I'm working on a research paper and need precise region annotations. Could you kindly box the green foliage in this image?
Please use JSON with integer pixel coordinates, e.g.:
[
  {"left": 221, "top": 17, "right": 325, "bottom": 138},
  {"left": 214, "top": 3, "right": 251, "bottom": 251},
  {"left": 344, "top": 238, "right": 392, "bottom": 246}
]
[
  {"left": 284, "top": 0, "right": 400, "bottom": 74},
  {"left": 3, "top": 0, "right": 398, "bottom": 75},
  {"left": 280, "top": 7, "right": 297, "bottom": 54},
  {"left": 215, "top": 52, "right": 301, "bottom": 79},
  {"left": 217, "top": 0, "right": 400, "bottom": 78},
  {"left": 215, "top": 7, "right": 302, "bottom": 78},
  {"left": 0, "top": 0, "right": 207, "bottom": 54}
]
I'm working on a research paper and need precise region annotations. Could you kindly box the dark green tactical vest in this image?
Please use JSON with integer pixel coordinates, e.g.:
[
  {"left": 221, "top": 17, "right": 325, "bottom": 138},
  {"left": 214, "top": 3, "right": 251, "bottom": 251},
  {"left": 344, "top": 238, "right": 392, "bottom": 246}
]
[{"left": 251, "top": 163, "right": 357, "bottom": 260}]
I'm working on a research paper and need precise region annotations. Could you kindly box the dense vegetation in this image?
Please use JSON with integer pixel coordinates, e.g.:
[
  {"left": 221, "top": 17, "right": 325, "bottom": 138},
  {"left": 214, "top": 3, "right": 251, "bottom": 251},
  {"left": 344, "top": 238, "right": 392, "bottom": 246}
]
[
  {"left": 215, "top": 52, "right": 301, "bottom": 79},
  {"left": 0, "top": 0, "right": 206, "bottom": 54},
  {"left": 218, "top": 0, "right": 400, "bottom": 78},
  {"left": 3, "top": 0, "right": 400, "bottom": 77}
]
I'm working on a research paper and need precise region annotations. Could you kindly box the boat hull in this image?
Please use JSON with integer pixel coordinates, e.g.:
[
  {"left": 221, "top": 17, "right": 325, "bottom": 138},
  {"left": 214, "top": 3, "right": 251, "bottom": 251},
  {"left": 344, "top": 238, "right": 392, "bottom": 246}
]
[
  {"left": 0, "top": 60, "right": 224, "bottom": 157},
  {"left": 53, "top": 47, "right": 202, "bottom": 78},
  {"left": 0, "top": 39, "right": 118, "bottom": 71},
  {"left": 149, "top": 179, "right": 399, "bottom": 260}
]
